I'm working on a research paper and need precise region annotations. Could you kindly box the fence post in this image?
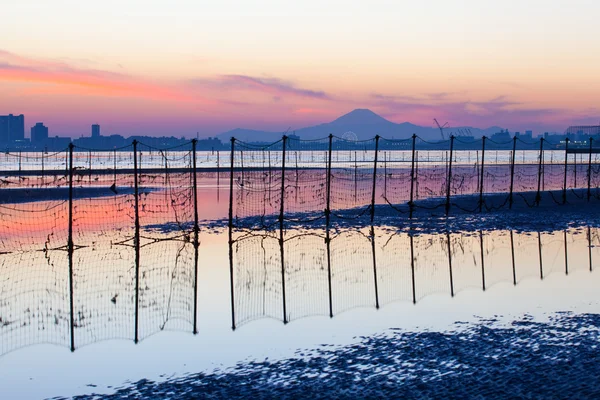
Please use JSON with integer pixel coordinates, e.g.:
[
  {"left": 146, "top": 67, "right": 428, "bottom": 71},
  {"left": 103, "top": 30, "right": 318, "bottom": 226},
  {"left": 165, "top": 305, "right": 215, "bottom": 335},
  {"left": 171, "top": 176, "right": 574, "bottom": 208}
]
[
  {"left": 370, "top": 136, "right": 380, "bottom": 224},
  {"left": 536, "top": 138, "right": 544, "bottom": 206},
  {"left": 445, "top": 136, "right": 455, "bottom": 216},
  {"left": 368, "top": 138, "right": 380, "bottom": 310},
  {"left": 480, "top": 231, "right": 486, "bottom": 291},
  {"left": 509, "top": 136, "right": 517, "bottom": 209},
  {"left": 382, "top": 151, "right": 386, "bottom": 200},
  {"left": 279, "top": 135, "right": 288, "bottom": 324},
  {"left": 68, "top": 143, "right": 75, "bottom": 352},
  {"left": 588, "top": 138, "right": 593, "bottom": 201},
  {"left": 228, "top": 138, "right": 236, "bottom": 330},
  {"left": 326, "top": 134, "right": 333, "bottom": 318},
  {"left": 589, "top": 226, "right": 593, "bottom": 272},
  {"left": 564, "top": 230, "right": 568, "bottom": 275},
  {"left": 447, "top": 232, "right": 454, "bottom": 297},
  {"left": 132, "top": 140, "right": 140, "bottom": 344},
  {"left": 354, "top": 150, "right": 358, "bottom": 201},
  {"left": 538, "top": 231, "right": 543, "bottom": 280},
  {"left": 410, "top": 233, "right": 416, "bottom": 304},
  {"left": 191, "top": 140, "right": 199, "bottom": 335},
  {"left": 510, "top": 230, "right": 516, "bottom": 285},
  {"left": 563, "top": 138, "right": 569, "bottom": 204},
  {"left": 409, "top": 134, "right": 416, "bottom": 218},
  {"left": 479, "top": 136, "right": 486, "bottom": 212}
]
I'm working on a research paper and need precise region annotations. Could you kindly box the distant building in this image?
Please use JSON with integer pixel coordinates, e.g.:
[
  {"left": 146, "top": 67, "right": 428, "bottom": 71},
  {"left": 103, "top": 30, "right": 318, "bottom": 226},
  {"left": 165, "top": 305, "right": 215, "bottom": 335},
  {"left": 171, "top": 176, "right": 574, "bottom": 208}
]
[
  {"left": 525, "top": 130, "right": 533, "bottom": 137},
  {"left": 565, "top": 125, "right": 600, "bottom": 136},
  {"left": 0, "top": 114, "right": 25, "bottom": 142},
  {"left": 491, "top": 129, "right": 511, "bottom": 142},
  {"left": 92, "top": 124, "right": 100, "bottom": 138},
  {"left": 31, "top": 123, "right": 49, "bottom": 143}
]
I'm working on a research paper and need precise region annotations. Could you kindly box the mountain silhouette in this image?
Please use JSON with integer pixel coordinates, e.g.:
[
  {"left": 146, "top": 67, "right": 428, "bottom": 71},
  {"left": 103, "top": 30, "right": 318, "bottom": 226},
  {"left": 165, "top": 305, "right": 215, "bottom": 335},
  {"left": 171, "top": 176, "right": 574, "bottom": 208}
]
[{"left": 217, "top": 109, "right": 501, "bottom": 142}]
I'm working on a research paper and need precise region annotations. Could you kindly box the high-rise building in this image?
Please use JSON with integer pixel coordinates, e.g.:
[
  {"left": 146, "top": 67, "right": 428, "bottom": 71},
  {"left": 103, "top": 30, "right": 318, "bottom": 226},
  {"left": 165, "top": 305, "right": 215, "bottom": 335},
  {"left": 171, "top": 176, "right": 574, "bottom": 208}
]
[
  {"left": 0, "top": 116, "right": 8, "bottom": 143},
  {"left": 31, "top": 123, "right": 49, "bottom": 143},
  {"left": 0, "top": 114, "right": 25, "bottom": 142},
  {"left": 92, "top": 124, "right": 100, "bottom": 138}
]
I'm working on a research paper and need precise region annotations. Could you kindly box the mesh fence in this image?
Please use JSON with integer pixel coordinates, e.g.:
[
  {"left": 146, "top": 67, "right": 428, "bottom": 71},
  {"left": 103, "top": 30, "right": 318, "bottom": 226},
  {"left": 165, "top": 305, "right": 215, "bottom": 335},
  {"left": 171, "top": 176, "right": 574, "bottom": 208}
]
[
  {"left": 230, "top": 225, "right": 597, "bottom": 327},
  {"left": 0, "top": 141, "right": 204, "bottom": 355},
  {"left": 3, "top": 134, "right": 600, "bottom": 353},
  {"left": 229, "top": 135, "right": 600, "bottom": 225}
]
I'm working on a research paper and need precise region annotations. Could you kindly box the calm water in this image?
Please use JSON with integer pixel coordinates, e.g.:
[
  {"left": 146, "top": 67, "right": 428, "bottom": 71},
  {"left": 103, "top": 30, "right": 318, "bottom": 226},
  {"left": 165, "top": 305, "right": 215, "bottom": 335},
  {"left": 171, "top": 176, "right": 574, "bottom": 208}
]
[{"left": 1, "top": 167, "right": 600, "bottom": 398}]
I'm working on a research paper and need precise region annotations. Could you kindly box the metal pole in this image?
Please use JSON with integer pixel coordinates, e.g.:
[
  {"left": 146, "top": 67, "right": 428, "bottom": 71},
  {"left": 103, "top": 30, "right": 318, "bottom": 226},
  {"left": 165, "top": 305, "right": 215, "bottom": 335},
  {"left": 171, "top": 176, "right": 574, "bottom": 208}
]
[
  {"left": 564, "top": 230, "right": 568, "bottom": 275},
  {"left": 370, "top": 136, "right": 380, "bottom": 224},
  {"left": 480, "top": 231, "right": 486, "bottom": 291},
  {"left": 133, "top": 140, "right": 140, "bottom": 344},
  {"left": 509, "top": 136, "right": 517, "bottom": 209},
  {"left": 355, "top": 150, "right": 358, "bottom": 202},
  {"left": 479, "top": 136, "right": 486, "bottom": 212},
  {"left": 538, "top": 231, "right": 543, "bottom": 280},
  {"left": 409, "top": 134, "right": 416, "bottom": 218},
  {"left": 228, "top": 138, "right": 236, "bottom": 330},
  {"left": 371, "top": 136, "right": 380, "bottom": 309},
  {"left": 447, "top": 232, "right": 454, "bottom": 297},
  {"left": 383, "top": 151, "right": 387, "bottom": 199},
  {"left": 68, "top": 144, "right": 75, "bottom": 352},
  {"left": 445, "top": 136, "right": 455, "bottom": 216},
  {"left": 279, "top": 135, "right": 288, "bottom": 324},
  {"left": 326, "top": 134, "right": 333, "bottom": 318},
  {"left": 589, "top": 226, "right": 593, "bottom": 272},
  {"left": 535, "top": 138, "right": 544, "bottom": 206},
  {"left": 191, "top": 140, "right": 199, "bottom": 335},
  {"left": 563, "top": 138, "right": 569, "bottom": 204},
  {"left": 410, "top": 233, "right": 416, "bottom": 304},
  {"left": 588, "top": 138, "right": 593, "bottom": 201},
  {"left": 510, "top": 230, "right": 516, "bottom": 285}
]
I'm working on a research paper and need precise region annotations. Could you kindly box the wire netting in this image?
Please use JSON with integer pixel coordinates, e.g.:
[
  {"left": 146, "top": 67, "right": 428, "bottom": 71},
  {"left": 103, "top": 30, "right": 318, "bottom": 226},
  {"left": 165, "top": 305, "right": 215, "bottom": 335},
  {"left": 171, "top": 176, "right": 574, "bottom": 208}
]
[
  {"left": 284, "top": 231, "right": 329, "bottom": 322},
  {"left": 449, "top": 231, "right": 483, "bottom": 294},
  {"left": 71, "top": 144, "right": 136, "bottom": 347},
  {"left": 374, "top": 229, "right": 413, "bottom": 306},
  {"left": 0, "top": 150, "right": 70, "bottom": 355},
  {"left": 137, "top": 142, "right": 196, "bottom": 339}
]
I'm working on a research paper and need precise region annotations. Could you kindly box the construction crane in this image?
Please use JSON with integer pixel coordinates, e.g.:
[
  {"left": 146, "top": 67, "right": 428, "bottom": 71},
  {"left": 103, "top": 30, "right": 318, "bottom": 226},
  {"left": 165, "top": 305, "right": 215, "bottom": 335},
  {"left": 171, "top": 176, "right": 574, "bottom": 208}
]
[{"left": 434, "top": 118, "right": 449, "bottom": 140}]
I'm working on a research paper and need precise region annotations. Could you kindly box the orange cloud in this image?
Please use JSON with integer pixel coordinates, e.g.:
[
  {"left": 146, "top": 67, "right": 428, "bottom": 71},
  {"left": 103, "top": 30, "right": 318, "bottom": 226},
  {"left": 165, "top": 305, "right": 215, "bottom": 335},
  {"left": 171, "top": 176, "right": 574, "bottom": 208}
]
[{"left": 0, "top": 50, "right": 215, "bottom": 105}]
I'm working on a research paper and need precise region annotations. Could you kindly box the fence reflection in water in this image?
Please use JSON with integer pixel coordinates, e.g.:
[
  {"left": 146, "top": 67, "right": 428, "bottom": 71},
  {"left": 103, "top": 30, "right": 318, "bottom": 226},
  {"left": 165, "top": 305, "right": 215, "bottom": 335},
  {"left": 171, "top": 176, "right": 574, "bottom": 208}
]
[{"left": 230, "top": 226, "right": 600, "bottom": 329}]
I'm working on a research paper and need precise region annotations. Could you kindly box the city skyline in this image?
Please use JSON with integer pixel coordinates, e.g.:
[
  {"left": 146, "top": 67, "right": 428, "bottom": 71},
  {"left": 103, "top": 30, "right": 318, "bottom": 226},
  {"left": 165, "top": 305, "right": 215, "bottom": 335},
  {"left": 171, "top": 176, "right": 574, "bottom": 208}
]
[{"left": 1, "top": 0, "right": 599, "bottom": 137}]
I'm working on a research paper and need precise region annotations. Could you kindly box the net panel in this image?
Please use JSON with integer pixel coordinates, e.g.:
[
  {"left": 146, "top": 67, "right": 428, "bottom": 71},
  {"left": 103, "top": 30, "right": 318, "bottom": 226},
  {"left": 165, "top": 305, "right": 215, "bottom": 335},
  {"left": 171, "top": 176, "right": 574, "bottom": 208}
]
[
  {"left": 449, "top": 231, "right": 483, "bottom": 294},
  {"left": 513, "top": 231, "right": 543, "bottom": 283},
  {"left": 0, "top": 149, "right": 71, "bottom": 355},
  {"left": 565, "top": 227, "right": 589, "bottom": 274},
  {"left": 483, "top": 230, "right": 514, "bottom": 289},
  {"left": 232, "top": 140, "right": 283, "bottom": 231},
  {"left": 70, "top": 144, "right": 136, "bottom": 347},
  {"left": 539, "top": 230, "right": 566, "bottom": 278},
  {"left": 232, "top": 233, "right": 283, "bottom": 327},
  {"left": 137, "top": 143, "right": 196, "bottom": 339},
  {"left": 329, "top": 137, "right": 377, "bottom": 222},
  {"left": 330, "top": 229, "right": 377, "bottom": 314},
  {"left": 284, "top": 231, "right": 329, "bottom": 322},
  {"left": 377, "top": 139, "right": 413, "bottom": 215},
  {"left": 413, "top": 233, "right": 452, "bottom": 300},
  {"left": 284, "top": 137, "right": 328, "bottom": 226},
  {"left": 375, "top": 230, "right": 413, "bottom": 306}
]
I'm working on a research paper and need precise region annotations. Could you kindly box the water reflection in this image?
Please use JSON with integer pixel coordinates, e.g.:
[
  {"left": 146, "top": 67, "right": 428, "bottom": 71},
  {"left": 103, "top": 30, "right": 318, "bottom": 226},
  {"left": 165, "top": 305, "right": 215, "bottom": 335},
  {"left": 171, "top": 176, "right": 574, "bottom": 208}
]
[{"left": 231, "top": 226, "right": 600, "bottom": 328}]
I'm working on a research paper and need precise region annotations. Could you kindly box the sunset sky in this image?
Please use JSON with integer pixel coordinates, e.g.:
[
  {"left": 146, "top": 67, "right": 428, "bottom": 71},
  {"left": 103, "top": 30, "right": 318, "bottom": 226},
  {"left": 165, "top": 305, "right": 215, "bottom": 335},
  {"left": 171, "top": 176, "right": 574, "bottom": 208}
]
[{"left": 1, "top": 0, "right": 599, "bottom": 137}]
